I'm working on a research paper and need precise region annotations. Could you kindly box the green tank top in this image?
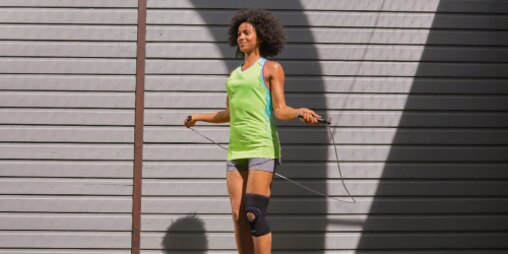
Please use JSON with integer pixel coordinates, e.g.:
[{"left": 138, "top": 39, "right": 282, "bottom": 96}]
[{"left": 226, "top": 57, "right": 281, "bottom": 161}]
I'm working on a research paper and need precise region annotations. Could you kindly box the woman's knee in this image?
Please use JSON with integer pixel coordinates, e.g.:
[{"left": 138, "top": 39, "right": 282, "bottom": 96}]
[
  {"left": 244, "top": 193, "right": 271, "bottom": 237},
  {"left": 231, "top": 207, "right": 245, "bottom": 224}
]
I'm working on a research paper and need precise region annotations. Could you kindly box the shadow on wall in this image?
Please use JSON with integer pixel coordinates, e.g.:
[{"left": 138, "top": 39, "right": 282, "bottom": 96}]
[
  {"left": 161, "top": 214, "right": 208, "bottom": 252},
  {"left": 189, "top": 1, "right": 329, "bottom": 252},
  {"left": 357, "top": 0, "right": 508, "bottom": 251}
]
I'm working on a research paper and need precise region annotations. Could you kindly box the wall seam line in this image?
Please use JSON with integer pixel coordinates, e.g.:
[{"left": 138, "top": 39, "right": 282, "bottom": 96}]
[{"left": 132, "top": 0, "right": 146, "bottom": 253}]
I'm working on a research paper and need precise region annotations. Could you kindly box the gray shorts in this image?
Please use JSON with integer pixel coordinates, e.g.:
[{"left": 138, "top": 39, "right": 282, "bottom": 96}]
[{"left": 227, "top": 158, "right": 279, "bottom": 173}]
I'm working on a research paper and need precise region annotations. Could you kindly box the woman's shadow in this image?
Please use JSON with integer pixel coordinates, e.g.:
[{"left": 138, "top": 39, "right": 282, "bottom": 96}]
[{"left": 161, "top": 214, "right": 208, "bottom": 253}]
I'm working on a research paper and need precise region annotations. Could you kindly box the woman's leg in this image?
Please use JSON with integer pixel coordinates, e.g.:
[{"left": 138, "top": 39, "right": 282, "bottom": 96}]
[
  {"left": 227, "top": 169, "right": 254, "bottom": 254},
  {"left": 245, "top": 169, "right": 274, "bottom": 254}
]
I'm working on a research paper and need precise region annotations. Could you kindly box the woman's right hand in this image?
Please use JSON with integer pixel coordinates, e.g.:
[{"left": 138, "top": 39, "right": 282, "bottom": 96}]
[{"left": 184, "top": 115, "right": 197, "bottom": 128}]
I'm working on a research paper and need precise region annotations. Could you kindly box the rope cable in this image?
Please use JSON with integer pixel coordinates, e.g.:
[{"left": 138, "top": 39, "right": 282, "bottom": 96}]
[{"left": 188, "top": 120, "right": 356, "bottom": 203}]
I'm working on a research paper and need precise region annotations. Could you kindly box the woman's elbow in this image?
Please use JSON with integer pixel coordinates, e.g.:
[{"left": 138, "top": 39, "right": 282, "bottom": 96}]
[
  {"left": 273, "top": 108, "right": 287, "bottom": 121},
  {"left": 221, "top": 111, "right": 230, "bottom": 123}
]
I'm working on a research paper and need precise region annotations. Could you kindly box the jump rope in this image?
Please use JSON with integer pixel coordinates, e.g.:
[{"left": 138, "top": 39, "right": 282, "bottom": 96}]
[
  {"left": 183, "top": 0, "right": 388, "bottom": 204},
  {"left": 186, "top": 115, "right": 356, "bottom": 203}
]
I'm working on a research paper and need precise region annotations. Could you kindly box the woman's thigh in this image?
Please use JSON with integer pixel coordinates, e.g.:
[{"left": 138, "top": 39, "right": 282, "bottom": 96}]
[
  {"left": 226, "top": 170, "right": 249, "bottom": 212},
  {"left": 246, "top": 170, "right": 274, "bottom": 197},
  {"left": 227, "top": 158, "right": 277, "bottom": 198}
]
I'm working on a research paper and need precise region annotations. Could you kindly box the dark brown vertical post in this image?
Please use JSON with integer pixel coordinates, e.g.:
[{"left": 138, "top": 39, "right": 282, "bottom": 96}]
[{"left": 132, "top": 0, "right": 146, "bottom": 253}]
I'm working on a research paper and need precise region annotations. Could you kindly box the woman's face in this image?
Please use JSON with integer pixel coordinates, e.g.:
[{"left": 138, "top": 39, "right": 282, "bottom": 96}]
[{"left": 237, "top": 22, "right": 259, "bottom": 54}]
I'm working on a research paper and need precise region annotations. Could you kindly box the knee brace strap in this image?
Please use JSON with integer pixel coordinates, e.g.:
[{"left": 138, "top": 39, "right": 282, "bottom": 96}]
[{"left": 244, "top": 193, "right": 271, "bottom": 237}]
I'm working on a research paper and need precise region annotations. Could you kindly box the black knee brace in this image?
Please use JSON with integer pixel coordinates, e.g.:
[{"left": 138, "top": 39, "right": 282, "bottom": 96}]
[{"left": 244, "top": 193, "right": 271, "bottom": 237}]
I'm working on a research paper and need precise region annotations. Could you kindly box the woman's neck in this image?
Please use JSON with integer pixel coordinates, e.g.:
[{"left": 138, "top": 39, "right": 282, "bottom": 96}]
[{"left": 243, "top": 51, "right": 261, "bottom": 68}]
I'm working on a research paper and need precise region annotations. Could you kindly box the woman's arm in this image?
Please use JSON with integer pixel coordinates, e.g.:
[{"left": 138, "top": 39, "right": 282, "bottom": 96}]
[
  {"left": 184, "top": 99, "right": 230, "bottom": 128},
  {"left": 265, "top": 61, "right": 321, "bottom": 124}
]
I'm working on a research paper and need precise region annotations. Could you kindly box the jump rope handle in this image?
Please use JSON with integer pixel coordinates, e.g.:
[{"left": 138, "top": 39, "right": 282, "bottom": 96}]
[{"left": 298, "top": 113, "right": 331, "bottom": 125}]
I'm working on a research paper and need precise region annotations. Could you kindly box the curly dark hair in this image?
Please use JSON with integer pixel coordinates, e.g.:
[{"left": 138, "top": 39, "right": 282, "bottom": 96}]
[{"left": 228, "top": 9, "right": 286, "bottom": 58}]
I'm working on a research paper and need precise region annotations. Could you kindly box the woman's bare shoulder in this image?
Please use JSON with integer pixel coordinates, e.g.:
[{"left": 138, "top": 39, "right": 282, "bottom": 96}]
[{"left": 264, "top": 60, "right": 284, "bottom": 77}]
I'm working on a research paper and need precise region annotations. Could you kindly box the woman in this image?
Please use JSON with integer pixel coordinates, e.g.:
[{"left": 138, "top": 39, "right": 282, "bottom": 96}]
[{"left": 184, "top": 9, "right": 321, "bottom": 254}]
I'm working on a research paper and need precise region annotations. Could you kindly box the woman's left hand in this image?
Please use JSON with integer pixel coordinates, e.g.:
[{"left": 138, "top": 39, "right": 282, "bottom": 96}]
[{"left": 297, "top": 108, "right": 321, "bottom": 125}]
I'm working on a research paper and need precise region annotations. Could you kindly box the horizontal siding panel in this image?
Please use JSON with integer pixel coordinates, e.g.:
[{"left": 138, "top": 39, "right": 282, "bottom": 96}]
[
  {"left": 0, "top": 75, "right": 135, "bottom": 91},
  {"left": 146, "top": 93, "right": 507, "bottom": 111},
  {"left": 0, "top": 126, "right": 133, "bottom": 143},
  {"left": 0, "top": 0, "right": 137, "bottom": 8},
  {"left": 286, "top": 44, "right": 508, "bottom": 62},
  {"left": 0, "top": 144, "right": 133, "bottom": 160},
  {"left": 289, "top": 27, "right": 508, "bottom": 46},
  {"left": 0, "top": 179, "right": 132, "bottom": 195},
  {"left": 0, "top": 24, "right": 137, "bottom": 41},
  {"left": 0, "top": 9, "right": 137, "bottom": 24},
  {"left": 143, "top": 144, "right": 508, "bottom": 162},
  {"left": 0, "top": 58, "right": 135, "bottom": 74},
  {"left": 0, "top": 232, "right": 130, "bottom": 249},
  {"left": 142, "top": 232, "right": 508, "bottom": 249},
  {"left": 146, "top": 60, "right": 508, "bottom": 77},
  {"left": 144, "top": 144, "right": 227, "bottom": 161},
  {"left": 141, "top": 251, "right": 508, "bottom": 254},
  {"left": 0, "top": 213, "right": 130, "bottom": 231},
  {"left": 276, "top": 163, "right": 508, "bottom": 180},
  {"left": 146, "top": 75, "right": 227, "bottom": 91},
  {"left": 0, "top": 42, "right": 136, "bottom": 58},
  {"left": 145, "top": 110, "right": 508, "bottom": 127},
  {"left": 148, "top": 10, "right": 508, "bottom": 30},
  {"left": 143, "top": 179, "right": 508, "bottom": 197},
  {"left": 146, "top": 127, "right": 508, "bottom": 145},
  {"left": 0, "top": 196, "right": 131, "bottom": 213},
  {"left": 0, "top": 91, "right": 133, "bottom": 108},
  {"left": 143, "top": 161, "right": 508, "bottom": 179},
  {"left": 0, "top": 109, "right": 134, "bottom": 125},
  {"left": 148, "top": 0, "right": 508, "bottom": 14},
  {"left": 142, "top": 197, "right": 508, "bottom": 214},
  {"left": 148, "top": 43, "right": 508, "bottom": 62},
  {"left": 0, "top": 250, "right": 129, "bottom": 254},
  {"left": 147, "top": 26, "right": 508, "bottom": 46},
  {"left": 142, "top": 214, "right": 508, "bottom": 232},
  {"left": 0, "top": 161, "right": 132, "bottom": 178},
  {"left": 146, "top": 75, "right": 508, "bottom": 94}
]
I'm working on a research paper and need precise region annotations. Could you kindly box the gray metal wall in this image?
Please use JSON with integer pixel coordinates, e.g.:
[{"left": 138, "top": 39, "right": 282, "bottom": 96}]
[
  {"left": 141, "top": 0, "right": 508, "bottom": 253},
  {"left": 1, "top": 0, "right": 507, "bottom": 253},
  {"left": 0, "top": 1, "right": 138, "bottom": 253}
]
